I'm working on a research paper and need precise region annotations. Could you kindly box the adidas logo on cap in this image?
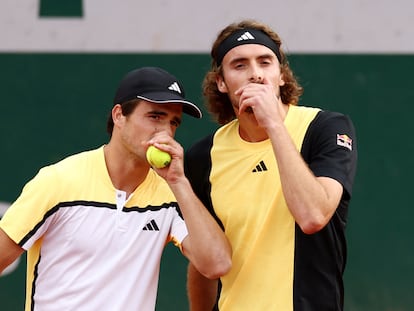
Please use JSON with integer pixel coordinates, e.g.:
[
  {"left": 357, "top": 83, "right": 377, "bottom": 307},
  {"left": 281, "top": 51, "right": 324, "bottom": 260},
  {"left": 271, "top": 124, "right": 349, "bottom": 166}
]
[{"left": 168, "top": 82, "right": 182, "bottom": 94}]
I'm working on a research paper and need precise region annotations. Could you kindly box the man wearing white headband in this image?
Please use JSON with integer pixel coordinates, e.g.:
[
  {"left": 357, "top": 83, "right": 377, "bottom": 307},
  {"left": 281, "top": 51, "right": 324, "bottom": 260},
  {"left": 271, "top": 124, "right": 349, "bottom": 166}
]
[{"left": 186, "top": 20, "right": 358, "bottom": 311}]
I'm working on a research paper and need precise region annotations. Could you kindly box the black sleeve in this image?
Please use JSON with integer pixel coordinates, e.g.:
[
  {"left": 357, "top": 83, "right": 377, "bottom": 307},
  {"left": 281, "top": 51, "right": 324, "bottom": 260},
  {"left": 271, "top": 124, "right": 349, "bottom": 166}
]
[
  {"left": 184, "top": 134, "right": 224, "bottom": 230},
  {"left": 301, "top": 110, "right": 358, "bottom": 199}
]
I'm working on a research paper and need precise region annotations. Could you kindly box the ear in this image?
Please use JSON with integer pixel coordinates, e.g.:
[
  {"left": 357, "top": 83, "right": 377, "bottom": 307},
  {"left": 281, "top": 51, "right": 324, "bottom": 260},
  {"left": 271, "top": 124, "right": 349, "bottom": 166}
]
[
  {"left": 278, "top": 73, "right": 286, "bottom": 87},
  {"left": 112, "top": 104, "right": 124, "bottom": 127},
  {"left": 216, "top": 75, "right": 228, "bottom": 93}
]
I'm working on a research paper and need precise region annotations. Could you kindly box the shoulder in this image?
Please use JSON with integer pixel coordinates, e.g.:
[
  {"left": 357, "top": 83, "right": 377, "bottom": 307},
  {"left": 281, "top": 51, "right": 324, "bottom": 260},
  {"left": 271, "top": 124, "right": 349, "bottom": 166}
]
[
  {"left": 311, "top": 110, "right": 355, "bottom": 130},
  {"left": 184, "top": 134, "right": 215, "bottom": 191},
  {"left": 304, "top": 110, "right": 356, "bottom": 144},
  {"left": 51, "top": 147, "right": 102, "bottom": 171},
  {"left": 186, "top": 134, "right": 214, "bottom": 160},
  {"left": 34, "top": 147, "right": 102, "bottom": 184},
  {"left": 301, "top": 109, "right": 358, "bottom": 194}
]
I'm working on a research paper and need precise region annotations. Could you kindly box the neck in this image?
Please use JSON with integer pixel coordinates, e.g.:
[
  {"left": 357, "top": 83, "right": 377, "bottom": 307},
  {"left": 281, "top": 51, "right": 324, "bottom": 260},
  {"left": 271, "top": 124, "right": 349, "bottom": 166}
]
[
  {"left": 103, "top": 143, "right": 149, "bottom": 196},
  {"left": 237, "top": 103, "right": 289, "bottom": 143},
  {"left": 238, "top": 120, "right": 269, "bottom": 142}
]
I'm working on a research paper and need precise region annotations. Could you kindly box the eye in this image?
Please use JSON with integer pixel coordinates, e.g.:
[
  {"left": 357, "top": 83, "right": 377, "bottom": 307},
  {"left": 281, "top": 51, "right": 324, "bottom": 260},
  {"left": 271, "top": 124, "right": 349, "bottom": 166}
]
[
  {"left": 260, "top": 59, "right": 272, "bottom": 65},
  {"left": 171, "top": 120, "right": 181, "bottom": 128},
  {"left": 149, "top": 114, "right": 161, "bottom": 120}
]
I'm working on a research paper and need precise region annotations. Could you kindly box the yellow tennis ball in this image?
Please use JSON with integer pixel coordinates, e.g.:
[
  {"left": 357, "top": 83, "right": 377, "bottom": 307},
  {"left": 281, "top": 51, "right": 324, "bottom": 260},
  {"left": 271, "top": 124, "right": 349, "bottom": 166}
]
[{"left": 146, "top": 145, "right": 171, "bottom": 168}]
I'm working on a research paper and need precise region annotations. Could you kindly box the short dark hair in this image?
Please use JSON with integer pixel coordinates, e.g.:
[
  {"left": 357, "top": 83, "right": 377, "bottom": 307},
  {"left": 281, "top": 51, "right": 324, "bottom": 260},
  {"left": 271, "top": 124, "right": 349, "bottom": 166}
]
[{"left": 106, "top": 99, "right": 141, "bottom": 136}]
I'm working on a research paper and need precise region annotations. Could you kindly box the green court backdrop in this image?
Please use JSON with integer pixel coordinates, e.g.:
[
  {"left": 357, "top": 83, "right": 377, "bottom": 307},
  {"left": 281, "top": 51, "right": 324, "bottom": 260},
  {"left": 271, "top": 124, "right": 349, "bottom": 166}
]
[{"left": 0, "top": 53, "right": 413, "bottom": 310}]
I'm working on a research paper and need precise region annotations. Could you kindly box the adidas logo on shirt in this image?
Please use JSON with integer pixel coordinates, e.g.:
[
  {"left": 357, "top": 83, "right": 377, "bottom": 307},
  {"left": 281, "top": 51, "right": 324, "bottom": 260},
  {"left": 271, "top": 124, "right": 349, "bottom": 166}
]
[
  {"left": 252, "top": 160, "right": 268, "bottom": 172},
  {"left": 237, "top": 31, "right": 255, "bottom": 41},
  {"left": 143, "top": 219, "right": 159, "bottom": 231},
  {"left": 168, "top": 82, "right": 182, "bottom": 94}
]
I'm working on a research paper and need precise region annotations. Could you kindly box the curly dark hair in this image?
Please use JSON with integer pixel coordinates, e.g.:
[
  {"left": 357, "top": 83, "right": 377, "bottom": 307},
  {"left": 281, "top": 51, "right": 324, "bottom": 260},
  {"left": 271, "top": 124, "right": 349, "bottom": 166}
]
[{"left": 203, "top": 19, "right": 303, "bottom": 125}]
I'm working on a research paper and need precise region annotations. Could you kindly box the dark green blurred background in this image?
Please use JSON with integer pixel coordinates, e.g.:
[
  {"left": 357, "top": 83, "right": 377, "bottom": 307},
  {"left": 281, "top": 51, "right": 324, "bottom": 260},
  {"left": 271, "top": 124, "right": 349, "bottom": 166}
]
[{"left": 0, "top": 53, "right": 413, "bottom": 310}]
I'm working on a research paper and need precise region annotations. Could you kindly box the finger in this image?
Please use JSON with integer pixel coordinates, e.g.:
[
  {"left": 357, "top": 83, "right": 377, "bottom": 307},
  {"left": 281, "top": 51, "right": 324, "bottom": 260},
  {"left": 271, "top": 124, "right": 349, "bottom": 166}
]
[
  {"left": 235, "top": 81, "right": 258, "bottom": 95},
  {"left": 235, "top": 86, "right": 243, "bottom": 96},
  {"left": 148, "top": 131, "right": 172, "bottom": 145},
  {"left": 238, "top": 97, "right": 254, "bottom": 115}
]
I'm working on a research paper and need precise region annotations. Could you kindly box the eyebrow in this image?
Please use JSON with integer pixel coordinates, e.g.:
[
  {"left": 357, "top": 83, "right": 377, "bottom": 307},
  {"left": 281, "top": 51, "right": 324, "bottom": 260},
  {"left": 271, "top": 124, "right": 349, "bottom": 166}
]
[
  {"left": 229, "top": 53, "right": 276, "bottom": 65},
  {"left": 148, "top": 110, "right": 167, "bottom": 116},
  {"left": 148, "top": 110, "right": 182, "bottom": 125}
]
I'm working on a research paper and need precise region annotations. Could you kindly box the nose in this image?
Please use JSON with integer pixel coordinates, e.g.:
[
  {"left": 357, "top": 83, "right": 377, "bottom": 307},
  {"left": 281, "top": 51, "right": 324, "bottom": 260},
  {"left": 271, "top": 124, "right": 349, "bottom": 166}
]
[
  {"left": 155, "top": 123, "right": 174, "bottom": 137},
  {"left": 165, "top": 126, "right": 174, "bottom": 137},
  {"left": 249, "top": 65, "right": 263, "bottom": 83}
]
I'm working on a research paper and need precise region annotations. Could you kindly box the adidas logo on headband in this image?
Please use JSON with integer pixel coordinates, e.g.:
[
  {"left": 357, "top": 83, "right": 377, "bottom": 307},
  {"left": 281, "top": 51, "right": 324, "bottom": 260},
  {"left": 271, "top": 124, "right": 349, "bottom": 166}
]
[
  {"left": 216, "top": 28, "right": 282, "bottom": 66},
  {"left": 237, "top": 31, "right": 255, "bottom": 41}
]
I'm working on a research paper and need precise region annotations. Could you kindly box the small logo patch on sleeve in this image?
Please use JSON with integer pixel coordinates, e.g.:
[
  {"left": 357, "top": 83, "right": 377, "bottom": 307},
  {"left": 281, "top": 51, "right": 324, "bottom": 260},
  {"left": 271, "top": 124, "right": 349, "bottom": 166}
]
[{"left": 337, "top": 134, "right": 353, "bottom": 151}]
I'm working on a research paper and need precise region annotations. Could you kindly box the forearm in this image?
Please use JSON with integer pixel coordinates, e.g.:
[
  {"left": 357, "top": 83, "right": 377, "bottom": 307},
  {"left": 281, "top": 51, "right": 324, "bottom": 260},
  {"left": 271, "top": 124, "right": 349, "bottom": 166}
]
[
  {"left": 0, "top": 228, "right": 24, "bottom": 273},
  {"left": 187, "top": 263, "right": 219, "bottom": 311},
  {"left": 267, "top": 124, "right": 342, "bottom": 233},
  {"left": 169, "top": 177, "right": 232, "bottom": 279}
]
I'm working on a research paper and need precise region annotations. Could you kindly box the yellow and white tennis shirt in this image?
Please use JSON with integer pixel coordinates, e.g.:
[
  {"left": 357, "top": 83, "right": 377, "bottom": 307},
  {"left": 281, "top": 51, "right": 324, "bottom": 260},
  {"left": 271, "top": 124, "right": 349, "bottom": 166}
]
[{"left": 0, "top": 146, "right": 188, "bottom": 311}]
